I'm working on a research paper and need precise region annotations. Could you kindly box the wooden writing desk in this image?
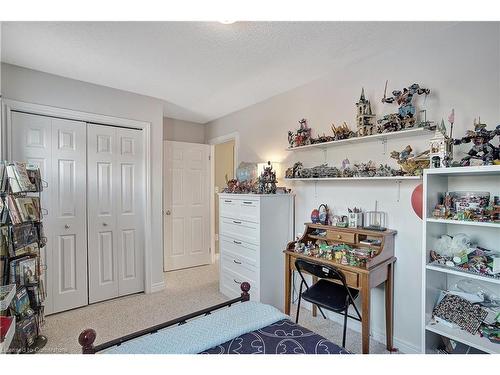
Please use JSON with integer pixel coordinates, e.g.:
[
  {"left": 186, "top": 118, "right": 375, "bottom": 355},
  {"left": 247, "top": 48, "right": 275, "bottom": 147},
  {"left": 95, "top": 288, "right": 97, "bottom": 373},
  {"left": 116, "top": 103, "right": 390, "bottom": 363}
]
[{"left": 283, "top": 223, "right": 396, "bottom": 354}]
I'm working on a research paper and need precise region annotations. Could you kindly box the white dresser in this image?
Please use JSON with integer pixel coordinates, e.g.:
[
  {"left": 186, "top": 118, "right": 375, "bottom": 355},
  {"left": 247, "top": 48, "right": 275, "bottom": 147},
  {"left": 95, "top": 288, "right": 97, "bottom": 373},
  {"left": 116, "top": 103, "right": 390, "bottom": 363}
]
[{"left": 218, "top": 193, "right": 294, "bottom": 311}]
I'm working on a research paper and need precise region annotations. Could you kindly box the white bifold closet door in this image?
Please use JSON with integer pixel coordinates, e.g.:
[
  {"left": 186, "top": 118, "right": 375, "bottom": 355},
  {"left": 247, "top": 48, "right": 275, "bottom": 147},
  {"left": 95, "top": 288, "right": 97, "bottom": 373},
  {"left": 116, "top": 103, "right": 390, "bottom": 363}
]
[
  {"left": 10, "top": 112, "right": 88, "bottom": 314},
  {"left": 87, "top": 123, "right": 145, "bottom": 303}
]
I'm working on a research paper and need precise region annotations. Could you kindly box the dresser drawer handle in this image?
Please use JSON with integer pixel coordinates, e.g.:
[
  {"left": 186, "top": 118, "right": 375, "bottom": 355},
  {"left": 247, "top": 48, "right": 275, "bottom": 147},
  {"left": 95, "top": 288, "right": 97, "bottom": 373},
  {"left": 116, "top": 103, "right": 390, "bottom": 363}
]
[
  {"left": 233, "top": 279, "right": 242, "bottom": 284},
  {"left": 337, "top": 234, "right": 342, "bottom": 239},
  {"left": 224, "top": 200, "right": 232, "bottom": 203},
  {"left": 233, "top": 240, "right": 242, "bottom": 245},
  {"left": 233, "top": 220, "right": 242, "bottom": 224},
  {"left": 233, "top": 259, "right": 242, "bottom": 264},
  {"left": 242, "top": 201, "right": 253, "bottom": 205}
]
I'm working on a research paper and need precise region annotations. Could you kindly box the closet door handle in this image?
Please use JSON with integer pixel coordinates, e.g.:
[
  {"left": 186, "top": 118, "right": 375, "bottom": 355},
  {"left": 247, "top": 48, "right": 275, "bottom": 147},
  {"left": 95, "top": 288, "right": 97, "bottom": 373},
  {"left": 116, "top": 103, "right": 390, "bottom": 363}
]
[
  {"left": 224, "top": 200, "right": 232, "bottom": 203},
  {"left": 242, "top": 201, "right": 253, "bottom": 205},
  {"left": 233, "top": 279, "right": 242, "bottom": 285},
  {"left": 233, "top": 240, "right": 242, "bottom": 245},
  {"left": 233, "top": 259, "right": 242, "bottom": 265},
  {"left": 64, "top": 224, "right": 70, "bottom": 229},
  {"left": 233, "top": 220, "right": 241, "bottom": 224},
  {"left": 103, "top": 222, "right": 108, "bottom": 227}
]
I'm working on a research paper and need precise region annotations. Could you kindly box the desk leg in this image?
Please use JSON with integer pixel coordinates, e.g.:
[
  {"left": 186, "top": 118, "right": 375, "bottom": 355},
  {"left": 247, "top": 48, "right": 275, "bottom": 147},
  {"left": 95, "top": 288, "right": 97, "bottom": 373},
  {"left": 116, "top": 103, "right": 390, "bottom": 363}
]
[
  {"left": 361, "top": 274, "right": 370, "bottom": 354},
  {"left": 385, "top": 262, "right": 394, "bottom": 351},
  {"left": 284, "top": 254, "right": 291, "bottom": 315},
  {"left": 312, "top": 276, "right": 318, "bottom": 317}
]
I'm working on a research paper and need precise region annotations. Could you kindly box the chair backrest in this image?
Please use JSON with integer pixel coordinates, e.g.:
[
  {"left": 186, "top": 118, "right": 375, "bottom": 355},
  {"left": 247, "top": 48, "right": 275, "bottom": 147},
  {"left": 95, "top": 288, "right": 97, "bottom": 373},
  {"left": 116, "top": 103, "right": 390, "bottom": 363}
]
[{"left": 295, "top": 258, "right": 347, "bottom": 286}]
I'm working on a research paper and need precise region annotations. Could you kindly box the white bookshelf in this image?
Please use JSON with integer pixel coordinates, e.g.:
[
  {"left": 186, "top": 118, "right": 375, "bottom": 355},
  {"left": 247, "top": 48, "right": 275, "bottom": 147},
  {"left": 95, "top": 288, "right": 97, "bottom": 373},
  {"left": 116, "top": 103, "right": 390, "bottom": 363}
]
[
  {"left": 421, "top": 165, "right": 500, "bottom": 354},
  {"left": 285, "top": 127, "right": 433, "bottom": 152}
]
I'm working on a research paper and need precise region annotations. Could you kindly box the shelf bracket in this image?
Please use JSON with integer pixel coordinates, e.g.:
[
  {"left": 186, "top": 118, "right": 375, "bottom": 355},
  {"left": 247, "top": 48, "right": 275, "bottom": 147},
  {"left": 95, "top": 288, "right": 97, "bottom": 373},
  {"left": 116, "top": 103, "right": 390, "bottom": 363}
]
[
  {"left": 396, "top": 180, "right": 402, "bottom": 202},
  {"left": 322, "top": 148, "right": 327, "bottom": 163},
  {"left": 382, "top": 137, "right": 388, "bottom": 155},
  {"left": 314, "top": 181, "right": 318, "bottom": 198}
]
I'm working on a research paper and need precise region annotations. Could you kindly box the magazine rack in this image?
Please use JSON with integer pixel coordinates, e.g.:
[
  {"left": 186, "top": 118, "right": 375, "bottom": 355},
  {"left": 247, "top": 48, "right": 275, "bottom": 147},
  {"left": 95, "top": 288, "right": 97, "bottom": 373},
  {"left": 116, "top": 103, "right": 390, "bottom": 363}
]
[{"left": 0, "top": 162, "right": 47, "bottom": 353}]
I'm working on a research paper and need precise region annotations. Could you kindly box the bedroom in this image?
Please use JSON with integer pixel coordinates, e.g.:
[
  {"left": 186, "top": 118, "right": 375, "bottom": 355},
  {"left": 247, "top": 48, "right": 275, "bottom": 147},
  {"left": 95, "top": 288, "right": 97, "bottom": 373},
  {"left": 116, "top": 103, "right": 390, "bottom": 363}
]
[{"left": 1, "top": 1, "right": 499, "bottom": 372}]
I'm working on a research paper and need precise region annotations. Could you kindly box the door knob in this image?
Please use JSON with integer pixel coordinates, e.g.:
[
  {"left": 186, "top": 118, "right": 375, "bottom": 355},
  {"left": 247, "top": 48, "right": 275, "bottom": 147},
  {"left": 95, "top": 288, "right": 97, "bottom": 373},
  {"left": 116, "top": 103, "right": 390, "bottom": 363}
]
[
  {"left": 166, "top": 210, "right": 171, "bottom": 216},
  {"left": 103, "top": 222, "right": 108, "bottom": 227},
  {"left": 64, "top": 224, "right": 70, "bottom": 229}
]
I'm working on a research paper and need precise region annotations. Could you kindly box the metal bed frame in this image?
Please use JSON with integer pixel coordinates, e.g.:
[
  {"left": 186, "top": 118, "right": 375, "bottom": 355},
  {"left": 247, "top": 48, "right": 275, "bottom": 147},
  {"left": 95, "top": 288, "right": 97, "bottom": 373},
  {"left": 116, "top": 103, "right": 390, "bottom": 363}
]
[{"left": 78, "top": 282, "right": 251, "bottom": 354}]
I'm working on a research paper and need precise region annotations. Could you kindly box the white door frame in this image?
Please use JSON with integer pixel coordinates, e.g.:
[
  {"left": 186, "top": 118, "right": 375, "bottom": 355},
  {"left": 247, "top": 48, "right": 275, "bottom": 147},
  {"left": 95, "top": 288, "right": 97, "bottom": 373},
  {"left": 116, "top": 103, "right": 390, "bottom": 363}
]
[
  {"left": 207, "top": 132, "right": 239, "bottom": 264},
  {"left": 1, "top": 98, "right": 154, "bottom": 294}
]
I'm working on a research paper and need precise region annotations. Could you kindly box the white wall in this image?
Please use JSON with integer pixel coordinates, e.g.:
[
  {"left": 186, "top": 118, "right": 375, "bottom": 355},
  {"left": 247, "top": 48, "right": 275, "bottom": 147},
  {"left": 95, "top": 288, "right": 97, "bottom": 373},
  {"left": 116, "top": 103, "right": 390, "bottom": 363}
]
[
  {"left": 1, "top": 63, "right": 166, "bottom": 291},
  {"left": 206, "top": 22, "right": 500, "bottom": 353},
  {"left": 163, "top": 117, "right": 206, "bottom": 143}
]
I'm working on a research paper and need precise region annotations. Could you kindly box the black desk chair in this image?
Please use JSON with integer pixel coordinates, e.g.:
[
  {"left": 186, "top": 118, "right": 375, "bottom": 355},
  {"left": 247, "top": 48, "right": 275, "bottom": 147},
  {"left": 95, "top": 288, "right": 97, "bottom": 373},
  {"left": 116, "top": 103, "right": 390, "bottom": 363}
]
[{"left": 295, "top": 258, "right": 362, "bottom": 348}]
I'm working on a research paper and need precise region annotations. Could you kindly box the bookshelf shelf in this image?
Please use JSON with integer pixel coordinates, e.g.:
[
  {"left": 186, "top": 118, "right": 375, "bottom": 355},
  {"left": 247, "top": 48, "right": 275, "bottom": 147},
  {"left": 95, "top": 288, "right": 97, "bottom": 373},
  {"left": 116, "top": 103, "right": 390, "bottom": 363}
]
[
  {"left": 426, "top": 263, "right": 500, "bottom": 285},
  {"left": 425, "top": 318, "right": 500, "bottom": 354},
  {"left": 426, "top": 218, "right": 500, "bottom": 228}
]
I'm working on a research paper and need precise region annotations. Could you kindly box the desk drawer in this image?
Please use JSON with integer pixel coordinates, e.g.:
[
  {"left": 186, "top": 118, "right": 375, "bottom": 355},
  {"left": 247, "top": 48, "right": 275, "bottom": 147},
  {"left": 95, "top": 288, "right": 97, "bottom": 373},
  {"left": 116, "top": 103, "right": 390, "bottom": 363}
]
[
  {"left": 221, "top": 250, "right": 257, "bottom": 282},
  {"left": 326, "top": 230, "right": 356, "bottom": 244},
  {"left": 343, "top": 270, "right": 359, "bottom": 288},
  {"left": 219, "top": 236, "right": 258, "bottom": 266},
  {"left": 220, "top": 218, "right": 259, "bottom": 245}
]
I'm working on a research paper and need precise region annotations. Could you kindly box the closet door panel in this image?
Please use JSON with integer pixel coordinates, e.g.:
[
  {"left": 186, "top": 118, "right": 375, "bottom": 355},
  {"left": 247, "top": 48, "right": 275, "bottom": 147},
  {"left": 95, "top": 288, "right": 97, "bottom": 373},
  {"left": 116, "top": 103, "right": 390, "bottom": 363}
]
[
  {"left": 51, "top": 118, "right": 88, "bottom": 312},
  {"left": 10, "top": 112, "right": 55, "bottom": 314},
  {"left": 88, "top": 124, "right": 119, "bottom": 303},
  {"left": 116, "top": 128, "right": 144, "bottom": 295}
]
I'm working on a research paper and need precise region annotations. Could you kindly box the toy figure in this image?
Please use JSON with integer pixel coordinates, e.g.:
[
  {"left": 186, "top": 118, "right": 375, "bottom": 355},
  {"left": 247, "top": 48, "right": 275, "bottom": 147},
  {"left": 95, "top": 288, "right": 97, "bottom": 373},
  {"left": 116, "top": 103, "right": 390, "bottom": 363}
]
[
  {"left": 288, "top": 118, "right": 312, "bottom": 148},
  {"left": 453, "top": 118, "right": 500, "bottom": 166},
  {"left": 382, "top": 81, "right": 430, "bottom": 119},
  {"left": 332, "top": 122, "right": 356, "bottom": 140},
  {"left": 258, "top": 161, "right": 278, "bottom": 194},
  {"left": 390, "top": 145, "right": 430, "bottom": 175},
  {"left": 355, "top": 88, "right": 376, "bottom": 136}
]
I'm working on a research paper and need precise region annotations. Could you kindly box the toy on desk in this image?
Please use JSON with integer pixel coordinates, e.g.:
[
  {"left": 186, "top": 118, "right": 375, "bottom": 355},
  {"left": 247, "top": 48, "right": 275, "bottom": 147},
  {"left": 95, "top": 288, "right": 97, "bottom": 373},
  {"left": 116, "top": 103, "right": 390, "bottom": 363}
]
[
  {"left": 348, "top": 207, "right": 363, "bottom": 228},
  {"left": 363, "top": 201, "right": 387, "bottom": 231}
]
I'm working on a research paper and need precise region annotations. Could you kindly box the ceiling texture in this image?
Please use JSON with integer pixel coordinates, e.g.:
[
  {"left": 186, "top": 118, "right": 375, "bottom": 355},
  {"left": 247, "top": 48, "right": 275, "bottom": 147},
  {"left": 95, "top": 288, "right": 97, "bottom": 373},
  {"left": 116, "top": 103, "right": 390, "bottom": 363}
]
[{"left": 1, "top": 22, "right": 457, "bottom": 123}]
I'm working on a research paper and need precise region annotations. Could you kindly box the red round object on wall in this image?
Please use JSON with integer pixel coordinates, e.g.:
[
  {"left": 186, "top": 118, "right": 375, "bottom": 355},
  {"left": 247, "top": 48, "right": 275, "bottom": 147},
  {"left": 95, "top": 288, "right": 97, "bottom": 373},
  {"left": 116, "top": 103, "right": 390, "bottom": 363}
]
[{"left": 411, "top": 183, "right": 423, "bottom": 219}]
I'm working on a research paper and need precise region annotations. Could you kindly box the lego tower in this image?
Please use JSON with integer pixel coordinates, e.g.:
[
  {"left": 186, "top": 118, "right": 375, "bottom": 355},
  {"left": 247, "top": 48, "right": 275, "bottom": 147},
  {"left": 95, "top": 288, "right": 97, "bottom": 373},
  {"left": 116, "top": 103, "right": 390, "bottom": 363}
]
[{"left": 355, "top": 88, "right": 376, "bottom": 136}]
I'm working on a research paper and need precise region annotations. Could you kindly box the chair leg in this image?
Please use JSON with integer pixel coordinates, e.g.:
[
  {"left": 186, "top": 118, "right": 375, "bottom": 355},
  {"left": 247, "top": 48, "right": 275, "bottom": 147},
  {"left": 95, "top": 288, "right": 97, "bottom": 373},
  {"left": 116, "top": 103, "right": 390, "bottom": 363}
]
[
  {"left": 317, "top": 306, "right": 327, "bottom": 319},
  {"left": 295, "top": 281, "right": 304, "bottom": 323},
  {"left": 342, "top": 308, "right": 348, "bottom": 348}
]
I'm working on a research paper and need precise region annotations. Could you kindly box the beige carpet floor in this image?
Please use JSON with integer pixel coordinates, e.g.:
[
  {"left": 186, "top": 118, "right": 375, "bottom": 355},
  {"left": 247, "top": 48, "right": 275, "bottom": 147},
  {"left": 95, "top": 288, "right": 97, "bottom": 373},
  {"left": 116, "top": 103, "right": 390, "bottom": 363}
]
[{"left": 39, "top": 261, "right": 390, "bottom": 354}]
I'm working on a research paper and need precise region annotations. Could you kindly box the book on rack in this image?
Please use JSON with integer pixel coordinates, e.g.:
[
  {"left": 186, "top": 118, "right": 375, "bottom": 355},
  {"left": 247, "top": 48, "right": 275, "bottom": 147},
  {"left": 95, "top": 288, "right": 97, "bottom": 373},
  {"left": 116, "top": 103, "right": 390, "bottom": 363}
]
[
  {"left": 6, "top": 196, "right": 41, "bottom": 225},
  {"left": 14, "top": 313, "right": 37, "bottom": 348},
  {"left": 10, "top": 286, "right": 31, "bottom": 317},
  {"left": 0, "top": 284, "right": 16, "bottom": 311},
  {"left": 0, "top": 316, "right": 15, "bottom": 342},
  {"left": 25, "top": 164, "right": 43, "bottom": 192},
  {"left": 5, "top": 162, "right": 37, "bottom": 194}
]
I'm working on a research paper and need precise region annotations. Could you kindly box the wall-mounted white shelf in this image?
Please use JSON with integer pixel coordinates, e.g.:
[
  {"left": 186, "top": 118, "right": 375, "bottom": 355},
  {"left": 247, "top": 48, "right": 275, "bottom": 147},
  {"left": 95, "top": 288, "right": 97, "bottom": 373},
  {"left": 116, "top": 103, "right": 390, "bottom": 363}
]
[
  {"left": 426, "top": 218, "right": 500, "bottom": 228},
  {"left": 285, "top": 176, "right": 421, "bottom": 182},
  {"left": 286, "top": 127, "right": 433, "bottom": 152},
  {"left": 426, "top": 263, "right": 500, "bottom": 285},
  {"left": 425, "top": 318, "right": 500, "bottom": 354}
]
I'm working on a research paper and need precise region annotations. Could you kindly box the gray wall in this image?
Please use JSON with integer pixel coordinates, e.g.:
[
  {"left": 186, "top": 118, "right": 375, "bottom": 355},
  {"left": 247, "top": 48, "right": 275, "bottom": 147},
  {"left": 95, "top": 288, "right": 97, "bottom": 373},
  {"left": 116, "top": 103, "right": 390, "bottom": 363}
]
[
  {"left": 163, "top": 117, "right": 206, "bottom": 143},
  {"left": 1, "top": 62, "right": 166, "bottom": 290}
]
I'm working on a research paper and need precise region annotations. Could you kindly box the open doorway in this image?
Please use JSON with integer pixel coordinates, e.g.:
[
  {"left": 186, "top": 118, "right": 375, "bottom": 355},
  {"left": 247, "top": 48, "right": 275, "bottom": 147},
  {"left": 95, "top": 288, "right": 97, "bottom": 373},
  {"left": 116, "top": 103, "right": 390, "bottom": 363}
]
[
  {"left": 213, "top": 140, "right": 235, "bottom": 254},
  {"left": 208, "top": 133, "right": 239, "bottom": 263}
]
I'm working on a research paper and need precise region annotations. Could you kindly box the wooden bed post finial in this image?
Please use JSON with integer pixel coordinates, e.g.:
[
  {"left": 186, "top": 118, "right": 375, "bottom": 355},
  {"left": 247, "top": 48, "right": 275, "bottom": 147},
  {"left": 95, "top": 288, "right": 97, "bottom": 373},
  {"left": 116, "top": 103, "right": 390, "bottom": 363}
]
[
  {"left": 240, "top": 282, "right": 250, "bottom": 301},
  {"left": 78, "top": 329, "right": 97, "bottom": 354}
]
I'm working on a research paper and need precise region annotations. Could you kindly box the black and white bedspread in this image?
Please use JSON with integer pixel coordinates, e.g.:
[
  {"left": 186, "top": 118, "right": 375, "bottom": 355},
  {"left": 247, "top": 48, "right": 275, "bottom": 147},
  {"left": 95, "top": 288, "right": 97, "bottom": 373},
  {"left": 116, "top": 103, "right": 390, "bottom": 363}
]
[{"left": 201, "top": 319, "right": 349, "bottom": 354}]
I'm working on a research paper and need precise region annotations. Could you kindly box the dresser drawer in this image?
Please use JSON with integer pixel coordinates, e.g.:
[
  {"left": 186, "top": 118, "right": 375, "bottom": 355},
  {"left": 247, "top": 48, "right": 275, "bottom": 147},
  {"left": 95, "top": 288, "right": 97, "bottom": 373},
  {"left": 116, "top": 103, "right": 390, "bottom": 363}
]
[
  {"left": 220, "top": 217, "right": 259, "bottom": 245},
  {"left": 326, "top": 230, "right": 356, "bottom": 244},
  {"left": 219, "top": 236, "right": 258, "bottom": 265},
  {"left": 343, "top": 270, "right": 359, "bottom": 288},
  {"left": 221, "top": 250, "right": 258, "bottom": 281},
  {"left": 220, "top": 266, "right": 260, "bottom": 301},
  {"left": 238, "top": 199, "right": 260, "bottom": 223},
  {"left": 219, "top": 197, "right": 239, "bottom": 220}
]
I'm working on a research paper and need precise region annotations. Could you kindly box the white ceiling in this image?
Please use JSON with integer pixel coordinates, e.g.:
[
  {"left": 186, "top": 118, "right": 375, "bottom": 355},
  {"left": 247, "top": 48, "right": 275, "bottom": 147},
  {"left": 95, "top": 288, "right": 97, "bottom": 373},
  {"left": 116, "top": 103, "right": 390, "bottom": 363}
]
[{"left": 1, "top": 22, "right": 457, "bottom": 124}]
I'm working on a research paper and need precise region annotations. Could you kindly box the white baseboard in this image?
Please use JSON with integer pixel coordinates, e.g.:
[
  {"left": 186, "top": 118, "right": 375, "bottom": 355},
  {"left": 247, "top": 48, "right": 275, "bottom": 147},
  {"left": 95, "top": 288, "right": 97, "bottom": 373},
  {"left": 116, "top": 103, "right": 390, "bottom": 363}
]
[
  {"left": 150, "top": 280, "right": 166, "bottom": 293},
  {"left": 295, "top": 301, "right": 420, "bottom": 354}
]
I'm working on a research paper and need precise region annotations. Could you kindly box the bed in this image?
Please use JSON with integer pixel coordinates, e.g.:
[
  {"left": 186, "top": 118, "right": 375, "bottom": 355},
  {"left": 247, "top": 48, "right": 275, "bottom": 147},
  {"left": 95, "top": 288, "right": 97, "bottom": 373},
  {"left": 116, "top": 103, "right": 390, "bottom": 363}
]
[{"left": 78, "top": 283, "right": 349, "bottom": 354}]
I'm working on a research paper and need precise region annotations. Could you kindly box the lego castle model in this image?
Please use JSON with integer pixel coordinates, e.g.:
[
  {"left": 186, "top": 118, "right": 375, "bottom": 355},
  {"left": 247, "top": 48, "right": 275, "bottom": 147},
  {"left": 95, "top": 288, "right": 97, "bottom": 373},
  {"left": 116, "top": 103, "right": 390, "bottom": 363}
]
[{"left": 355, "top": 88, "right": 376, "bottom": 136}]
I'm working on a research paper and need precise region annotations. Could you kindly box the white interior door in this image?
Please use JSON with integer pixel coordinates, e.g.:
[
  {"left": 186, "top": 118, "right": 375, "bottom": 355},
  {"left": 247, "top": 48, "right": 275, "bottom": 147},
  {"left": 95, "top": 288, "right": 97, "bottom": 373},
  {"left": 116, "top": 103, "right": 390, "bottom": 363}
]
[
  {"left": 10, "top": 112, "right": 88, "bottom": 314},
  {"left": 164, "top": 141, "right": 211, "bottom": 271},
  {"left": 87, "top": 124, "right": 144, "bottom": 303}
]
